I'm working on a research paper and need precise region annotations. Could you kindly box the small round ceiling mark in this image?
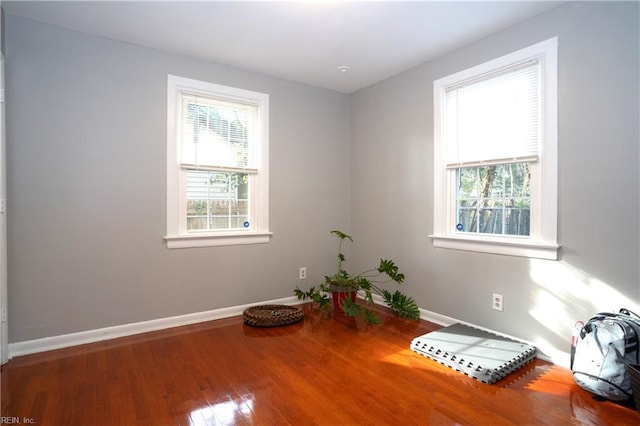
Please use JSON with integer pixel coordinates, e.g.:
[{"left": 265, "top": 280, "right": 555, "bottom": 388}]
[{"left": 337, "top": 66, "right": 351, "bottom": 73}]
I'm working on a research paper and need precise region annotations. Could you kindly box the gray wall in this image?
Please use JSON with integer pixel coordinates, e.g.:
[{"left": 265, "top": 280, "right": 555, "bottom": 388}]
[
  {"left": 6, "top": 2, "right": 640, "bottom": 364},
  {"left": 6, "top": 14, "right": 350, "bottom": 343},
  {"left": 350, "top": 1, "right": 639, "bottom": 361}
]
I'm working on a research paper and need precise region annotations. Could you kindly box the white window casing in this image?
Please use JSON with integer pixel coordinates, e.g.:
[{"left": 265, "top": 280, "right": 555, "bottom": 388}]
[
  {"left": 431, "top": 38, "right": 559, "bottom": 260},
  {"left": 166, "top": 75, "right": 271, "bottom": 248}
]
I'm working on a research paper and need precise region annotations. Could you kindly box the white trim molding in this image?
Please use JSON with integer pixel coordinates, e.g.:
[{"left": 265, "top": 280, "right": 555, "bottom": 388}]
[
  {"left": 8, "top": 296, "right": 300, "bottom": 359},
  {"left": 166, "top": 75, "right": 271, "bottom": 249},
  {"left": 432, "top": 37, "right": 559, "bottom": 260},
  {"left": 430, "top": 234, "right": 559, "bottom": 260},
  {"left": 10, "top": 295, "right": 569, "bottom": 368},
  {"left": 416, "top": 307, "right": 568, "bottom": 366},
  {"left": 369, "top": 294, "right": 567, "bottom": 366}
]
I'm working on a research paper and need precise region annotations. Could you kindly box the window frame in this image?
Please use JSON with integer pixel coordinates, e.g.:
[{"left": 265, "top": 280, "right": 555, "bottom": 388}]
[
  {"left": 430, "top": 38, "right": 559, "bottom": 260},
  {"left": 165, "top": 75, "right": 271, "bottom": 249}
]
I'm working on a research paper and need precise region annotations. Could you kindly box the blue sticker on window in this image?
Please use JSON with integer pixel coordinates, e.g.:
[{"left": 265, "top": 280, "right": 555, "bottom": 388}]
[
  {"left": 243, "top": 221, "right": 250, "bottom": 228},
  {"left": 456, "top": 223, "right": 464, "bottom": 231}
]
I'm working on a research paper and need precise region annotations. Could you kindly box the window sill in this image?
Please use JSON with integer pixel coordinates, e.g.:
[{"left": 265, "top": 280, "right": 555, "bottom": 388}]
[
  {"left": 429, "top": 234, "right": 559, "bottom": 260},
  {"left": 165, "top": 232, "right": 272, "bottom": 249}
]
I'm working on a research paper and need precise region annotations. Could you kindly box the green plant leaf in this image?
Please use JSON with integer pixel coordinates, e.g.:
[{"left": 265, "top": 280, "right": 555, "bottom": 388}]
[
  {"left": 295, "top": 286, "right": 332, "bottom": 310},
  {"left": 364, "top": 309, "right": 381, "bottom": 325},
  {"left": 294, "top": 287, "right": 307, "bottom": 300},
  {"left": 294, "top": 229, "right": 417, "bottom": 325},
  {"left": 341, "top": 297, "right": 361, "bottom": 317},
  {"left": 357, "top": 277, "right": 372, "bottom": 290},
  {"left": 331, "top": 230, "right": 353, "bottom": 241},
  {"left": 317, "top": 295, "right": 331, "bottom": 310},
  {"left": 377, "top": 259, "right": 405, "bottom": 283},
  {"left": 338, "top": 270, "right": 350, "bottom": 280},
  {"left": 382, "top": 290, "right": 420, "bottom": 320}
]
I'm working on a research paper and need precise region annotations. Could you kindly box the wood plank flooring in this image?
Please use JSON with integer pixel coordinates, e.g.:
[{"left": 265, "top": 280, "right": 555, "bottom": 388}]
[{"left": 2, "top": 303, "right": 640, "bottom": 425}]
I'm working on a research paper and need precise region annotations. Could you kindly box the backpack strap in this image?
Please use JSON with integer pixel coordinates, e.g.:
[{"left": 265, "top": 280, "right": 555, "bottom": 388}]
[
  {"left": 571, "top": 321, "right": 584, "bottom": 370},
  {"left": 619, "top": 308, "right": 640, "bottom": 319},
  {"left": 572, "top": 371, "right": 633, "bottom": 399},
  {"left": 583, "top": 313, "right": 640, "bottom": 355},
  {"left": 619, "top": 320, "right": 639, "bottom": 355}
]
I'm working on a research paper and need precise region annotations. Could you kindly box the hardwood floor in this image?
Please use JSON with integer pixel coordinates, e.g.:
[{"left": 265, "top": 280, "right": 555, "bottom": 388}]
[{"left": 2, "top": 303, "right": 640, "bottom": 425}]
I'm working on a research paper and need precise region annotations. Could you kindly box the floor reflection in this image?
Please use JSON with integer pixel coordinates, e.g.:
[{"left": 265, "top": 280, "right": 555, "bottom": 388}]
[{"left": 190, "top": 397, "right": 254, "bottom": 426}]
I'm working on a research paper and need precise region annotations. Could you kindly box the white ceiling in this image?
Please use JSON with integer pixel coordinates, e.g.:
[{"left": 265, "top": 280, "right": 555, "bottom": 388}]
[{"left": 3, "top": 1, "right": 564, "bottom": 93}]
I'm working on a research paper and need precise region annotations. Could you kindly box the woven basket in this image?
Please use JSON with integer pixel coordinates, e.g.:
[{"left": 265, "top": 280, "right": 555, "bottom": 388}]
[
  {"left": 629, "top": 364, "right": 640, "bottom": 411},
  {"left": 243, "top": 304, "right": 304, "bottom": 327}
]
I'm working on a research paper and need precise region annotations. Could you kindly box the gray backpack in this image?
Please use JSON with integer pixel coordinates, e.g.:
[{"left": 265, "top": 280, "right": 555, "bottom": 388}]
[{"left": 571, "top": 309, "right": 640, "bottom": 401}]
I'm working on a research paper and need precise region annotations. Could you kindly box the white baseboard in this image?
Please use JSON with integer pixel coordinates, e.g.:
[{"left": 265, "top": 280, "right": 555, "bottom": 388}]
[
  {"left": 9, "top": 295, "right": 570, "bottom": 367},
  {"left": 369, "top": 294, "right": 568, "bottom": 366},
  {"left": 8, "top": 296, "right": 301, "bottom": 359},
  {"left": 418, "top": 306, "right": 569, "bottom": 366}
]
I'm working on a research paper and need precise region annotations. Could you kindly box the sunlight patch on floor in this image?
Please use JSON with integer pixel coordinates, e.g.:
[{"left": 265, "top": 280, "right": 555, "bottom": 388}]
[{"left": 523, "top": 366, "right": 573, "bottom": 396}]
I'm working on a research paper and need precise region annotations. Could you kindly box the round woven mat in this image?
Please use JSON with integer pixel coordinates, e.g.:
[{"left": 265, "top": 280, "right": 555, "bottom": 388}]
[{"left": 243, "top": 304, "right": 304, "bottom": 327}]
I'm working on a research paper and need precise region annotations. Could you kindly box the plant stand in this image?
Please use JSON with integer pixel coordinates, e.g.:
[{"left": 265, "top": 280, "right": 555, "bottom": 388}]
[{"left": 331, "top": 287, "right": 356, "bottom": 314}]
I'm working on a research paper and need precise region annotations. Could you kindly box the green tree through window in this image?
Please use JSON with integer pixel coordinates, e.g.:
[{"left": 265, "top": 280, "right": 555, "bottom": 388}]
[{"left": 456, "top": 163, "right": 530, "bottom": 236}]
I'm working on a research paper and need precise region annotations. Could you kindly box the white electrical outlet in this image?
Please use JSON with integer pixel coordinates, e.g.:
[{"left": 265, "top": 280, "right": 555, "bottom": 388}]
[
  {"left": 492, "top": 293, "right": 504, "bottom": 312},
  {"left": 491, "top": 293, "right": 504, "bottom": 312},
  {"left": 299, "top": 267, "right": 307, "bottom": 280}
]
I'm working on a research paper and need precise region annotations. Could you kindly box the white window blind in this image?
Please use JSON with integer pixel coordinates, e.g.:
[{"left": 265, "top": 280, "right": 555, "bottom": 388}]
[
  {"left": 444, "top": 59, "right": 541, "bottom": 168},
  {"left": 180, "top": 93, "right": 258, "bottom": 173}
]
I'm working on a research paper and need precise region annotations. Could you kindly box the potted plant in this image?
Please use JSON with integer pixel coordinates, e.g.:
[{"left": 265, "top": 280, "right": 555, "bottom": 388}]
[{"left": 294, "top": 230, "right": 420, "bottom": 324}]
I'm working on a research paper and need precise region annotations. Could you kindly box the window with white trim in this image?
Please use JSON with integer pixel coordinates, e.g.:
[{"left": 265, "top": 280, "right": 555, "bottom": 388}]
[
  {"left": 431, "top": 38, "right": 558, "bottom": 260},
  {"left": 166, "top": 75, "right": 270, "bottom": 248}
]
